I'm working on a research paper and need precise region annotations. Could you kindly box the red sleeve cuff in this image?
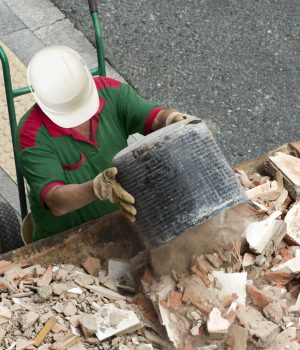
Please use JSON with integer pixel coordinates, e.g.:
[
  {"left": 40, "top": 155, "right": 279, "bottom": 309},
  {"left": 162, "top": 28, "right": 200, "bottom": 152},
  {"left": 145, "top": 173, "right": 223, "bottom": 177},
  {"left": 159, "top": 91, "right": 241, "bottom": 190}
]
[
  {"left": 39, "top": 181, "right": 65, "bottom": 208},
  {"left": 143, "top": 107, "right": 163, "bottom": 135}
]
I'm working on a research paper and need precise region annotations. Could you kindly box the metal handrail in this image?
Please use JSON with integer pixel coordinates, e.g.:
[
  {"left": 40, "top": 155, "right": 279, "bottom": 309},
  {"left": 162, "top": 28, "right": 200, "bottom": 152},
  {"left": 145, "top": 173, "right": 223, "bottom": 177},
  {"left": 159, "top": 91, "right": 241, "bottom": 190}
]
[{"left": 0, "top": 1, "right": 106, "bottom": 219}]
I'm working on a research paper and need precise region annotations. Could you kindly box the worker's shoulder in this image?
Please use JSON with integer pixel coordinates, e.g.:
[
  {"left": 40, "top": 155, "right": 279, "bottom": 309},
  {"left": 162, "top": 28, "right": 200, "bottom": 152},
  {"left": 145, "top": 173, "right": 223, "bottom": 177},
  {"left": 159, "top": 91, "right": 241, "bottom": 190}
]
[
  {"left": 17, "top": 104, "right": 48, "bottom": 151},
  {"left": 93, "top": 76, "right": 122, "bottom": 91}
]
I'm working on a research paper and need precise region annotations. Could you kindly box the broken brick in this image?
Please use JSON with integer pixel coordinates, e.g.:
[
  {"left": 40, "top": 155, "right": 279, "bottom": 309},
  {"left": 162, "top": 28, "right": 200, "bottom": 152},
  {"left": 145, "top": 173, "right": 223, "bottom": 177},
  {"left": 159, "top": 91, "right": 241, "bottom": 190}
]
[
  {"left": 221, "top": 293, "right": 238, "bottom": 308},
  {"left": 37, "top": 266, "right": 53, "bottom": 287},
  {"left": 264, "top": 270, "right": 293, "bottom": 285},
  {"left": 181, "top": 275, "right": 222, "bottom": 314},
  {"left": 247, "top": 285, "right": 275, "bottom": 308},
  {"left": 166, "top": 291, "right": 182, "bottom": 310},
  {"left": 81, "top": 257, "right": 101, "bottom": 276}
]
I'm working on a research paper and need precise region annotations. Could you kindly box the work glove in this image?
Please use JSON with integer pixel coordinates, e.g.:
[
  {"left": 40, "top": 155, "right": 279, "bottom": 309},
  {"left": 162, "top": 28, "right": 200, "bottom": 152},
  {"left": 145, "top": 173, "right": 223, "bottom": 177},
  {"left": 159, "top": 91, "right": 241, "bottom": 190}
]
[
  {"left": 93, "top": 167, "right": 136, "bottom": 222},
  {"left": 166, "top": 112, "right": 200, "bottom": 126}
]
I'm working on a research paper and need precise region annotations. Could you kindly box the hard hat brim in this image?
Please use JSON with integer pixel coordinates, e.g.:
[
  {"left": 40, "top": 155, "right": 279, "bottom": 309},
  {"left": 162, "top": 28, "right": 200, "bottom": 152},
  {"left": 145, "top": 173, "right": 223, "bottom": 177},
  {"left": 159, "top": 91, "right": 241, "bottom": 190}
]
[{"left": 38, "top": 78, "right": 100, "bottom": 128}]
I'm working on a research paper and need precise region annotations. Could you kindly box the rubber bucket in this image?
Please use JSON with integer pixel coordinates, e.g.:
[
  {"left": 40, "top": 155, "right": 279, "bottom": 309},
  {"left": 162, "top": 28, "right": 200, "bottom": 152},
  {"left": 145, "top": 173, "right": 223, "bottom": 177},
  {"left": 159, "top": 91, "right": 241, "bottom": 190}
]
[{"left": 112, "top": 120, "right": 248, "bottom": 249}]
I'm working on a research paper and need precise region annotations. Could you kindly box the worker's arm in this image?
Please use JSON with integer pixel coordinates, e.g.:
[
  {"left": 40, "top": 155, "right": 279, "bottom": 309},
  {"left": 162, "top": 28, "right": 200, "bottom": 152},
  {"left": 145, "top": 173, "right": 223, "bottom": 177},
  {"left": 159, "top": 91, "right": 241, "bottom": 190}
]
[
  {"left": 45, "top": 167, "right": 136, "bottom": 221},
  {"left": 44, "top": 181, "right": 95, "bottom": 216},
  {"left": 151, "top": 109, "right": 199, "bottom": 131}
]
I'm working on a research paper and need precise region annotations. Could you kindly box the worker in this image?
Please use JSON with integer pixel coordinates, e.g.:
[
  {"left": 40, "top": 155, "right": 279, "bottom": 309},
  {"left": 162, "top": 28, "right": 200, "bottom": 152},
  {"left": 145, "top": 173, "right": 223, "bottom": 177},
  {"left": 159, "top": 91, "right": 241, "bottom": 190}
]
[{"left": 17, "top": 45, "right": 195, "bottom": 241}]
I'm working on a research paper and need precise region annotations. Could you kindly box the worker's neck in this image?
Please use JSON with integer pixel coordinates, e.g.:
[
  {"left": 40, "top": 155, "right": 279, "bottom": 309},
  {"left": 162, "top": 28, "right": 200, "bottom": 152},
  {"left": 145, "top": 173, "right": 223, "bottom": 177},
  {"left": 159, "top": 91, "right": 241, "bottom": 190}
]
[{"left": 73, "top": 120, "right": 91, "bottom": 140}]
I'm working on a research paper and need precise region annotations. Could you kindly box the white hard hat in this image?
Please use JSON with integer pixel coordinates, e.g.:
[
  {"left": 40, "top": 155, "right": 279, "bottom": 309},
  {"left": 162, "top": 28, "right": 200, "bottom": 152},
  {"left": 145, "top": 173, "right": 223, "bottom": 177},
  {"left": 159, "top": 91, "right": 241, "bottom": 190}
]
[{"left": 27, "top": 45, "right": 99, "bottom": 128}]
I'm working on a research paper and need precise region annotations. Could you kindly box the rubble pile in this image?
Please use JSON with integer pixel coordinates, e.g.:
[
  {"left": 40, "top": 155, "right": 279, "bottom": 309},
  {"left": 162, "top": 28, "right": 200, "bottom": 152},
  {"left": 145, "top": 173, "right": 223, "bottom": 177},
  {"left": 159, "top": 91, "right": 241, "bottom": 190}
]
[
  {"left": 0, "top": 257, "right": 165, "bottom": 350},
  {"left": 2, "top": 150, "right": 300, "bottom": 350},
  {"left": 141, "top": 152, "right": 300, "bottom": 349}
]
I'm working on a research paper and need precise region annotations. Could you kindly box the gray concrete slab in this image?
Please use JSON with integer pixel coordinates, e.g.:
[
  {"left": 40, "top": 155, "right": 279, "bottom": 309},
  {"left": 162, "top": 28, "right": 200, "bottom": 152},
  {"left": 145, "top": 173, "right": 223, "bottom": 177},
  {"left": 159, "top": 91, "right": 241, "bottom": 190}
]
[
  {"left": 0, "top": 0, "right": 25, "bottom": 36},
  {"left": 0, "top": 167, "right": 20, "bottom": 216},
  {"left": 51, "top": 0, "right": 300, "bottom": 165},
  {"left": 1, "top": 28, "right": 44, "bottom": 66},
  {"left": 3, "top": 0, "right": 65, "bottom": 31}
]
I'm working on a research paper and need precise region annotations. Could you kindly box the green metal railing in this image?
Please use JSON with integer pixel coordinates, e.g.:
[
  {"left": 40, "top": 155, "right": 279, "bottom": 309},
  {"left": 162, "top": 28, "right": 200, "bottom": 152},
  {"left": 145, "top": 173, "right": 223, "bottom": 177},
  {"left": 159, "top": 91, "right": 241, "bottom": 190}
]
[{"left": 0, "top": 0, "right": 106, "bottom": 219}]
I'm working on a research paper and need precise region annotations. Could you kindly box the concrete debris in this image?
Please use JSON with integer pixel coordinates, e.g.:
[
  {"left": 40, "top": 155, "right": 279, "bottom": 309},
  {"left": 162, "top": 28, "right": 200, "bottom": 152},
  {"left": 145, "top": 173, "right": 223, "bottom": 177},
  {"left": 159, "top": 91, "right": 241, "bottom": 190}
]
[
  {"left": 273, "top": 327, "right": 300, "bottom": 350},
  {"left": 285, "top": 202, "right": 300, "bottom": 246},
  {"left": 227, "top": 323, "right": 247, "bottom": 350},
  {"left": 74, "top": 272, "right": 94, "bottom": 286},
  {"left": 244, "top": 210, "right": 286, "bottom": 256},
  {"left": 21, "top": 311, "right": 40, "bottom": 330},
  {"left": 237, "top": 305, "right": 280, "bottom": 347},
  {"left": 271, "top": 249, "right": 300, "bottom": 274},
  {"left": 78, "top": 314, "right": 97, "bottom": 337},
  {"left": 67, "top": 287, "right": 83, "bottom": 295},
  {"left": 0, "top": 257, "right": 155, "bottom": 350},
  {"left": 0, "top": 304, "right": 12, "bottom": 318},
  {"left": 212, "top": 271, "right": 247, "bottom": 305},
  {"left": 50, "top": 333, "right": 80, "bottom": 350},
  {"left": 207, "top": 307, "right": 230, "bottom": 339},
  {"left": 263, "top": 301, "right": 284, "bottom": 324},
  {"left": 236, "top": 168, "right": 291, "bottom": 214},
  {"left": 16, "top": 338, "right": 35, "bottom": 350},
  {"left": 94, "top": 304, "right": 141, "bottom": 341},
  {"left": 88, "top": 284, "right": 126, "bottom": 301},
  {"left": 242, "top": 253, "right": 256, "bottom": 267},
  {"left": 2, "top": 165, "right": 300, "bottom": 349},
  {"left": 139, "top": 167, "right": 300, "bottom": 348},
  {"left": 63, "top": 302, "right": 77, "bottom": 317},
  {"left": 0, "top": 329, "right": 6, "bottom": 344},
  {"left": 52, "top": 283, "right": 68, "bottom": 296}
]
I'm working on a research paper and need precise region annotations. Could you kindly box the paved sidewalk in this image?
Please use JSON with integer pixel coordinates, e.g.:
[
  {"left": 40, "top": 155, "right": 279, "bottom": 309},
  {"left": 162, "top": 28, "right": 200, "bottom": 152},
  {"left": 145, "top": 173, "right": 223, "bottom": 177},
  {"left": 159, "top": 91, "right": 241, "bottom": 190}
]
[{"left": 0, "top": 0, "right": 126, "bottom": 213}]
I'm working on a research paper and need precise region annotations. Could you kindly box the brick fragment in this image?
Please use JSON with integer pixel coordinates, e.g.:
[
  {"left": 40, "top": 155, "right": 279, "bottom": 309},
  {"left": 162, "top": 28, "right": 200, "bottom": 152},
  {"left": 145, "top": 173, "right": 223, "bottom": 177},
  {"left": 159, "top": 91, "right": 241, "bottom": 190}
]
[
  {"left": 81, "top": 257, "right": 101, "bottom": 276},
  {"left": 166, "top": 290, "right": 182, "bottom": 310},
  {"left": 280, "top": 248, "right": 294, "bottom": 263},
  {"left": 264, "top": 270, "right": 292, "bottom": 285},
  {"left": 221, "top": 293, "right": 238, "bottom": 308},
  {"left": 37, "top": 266, "right": 53, "bottom": 287},
  {"left": 0, "top": 260, "right": 20, "bottom": 275},
  {"left": 181, "top": 275, "right": 222, "bottom": 314},
  {"left": 247, "top": 285, "right": 275, "bottom": 307}
]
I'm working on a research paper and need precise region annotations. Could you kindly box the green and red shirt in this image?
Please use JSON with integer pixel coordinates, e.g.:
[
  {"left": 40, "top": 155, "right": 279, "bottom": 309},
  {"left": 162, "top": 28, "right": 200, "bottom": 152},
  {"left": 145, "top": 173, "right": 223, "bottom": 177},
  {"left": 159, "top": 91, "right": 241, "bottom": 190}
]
[{"left": 17, "top": 76, "right": 162, "bottom": 241}]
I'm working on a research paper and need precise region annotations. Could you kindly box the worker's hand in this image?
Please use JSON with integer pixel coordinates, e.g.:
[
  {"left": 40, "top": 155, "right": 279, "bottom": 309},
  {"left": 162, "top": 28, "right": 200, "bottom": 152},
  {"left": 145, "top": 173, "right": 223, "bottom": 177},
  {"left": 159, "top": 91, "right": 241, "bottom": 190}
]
[
  {"left": 93, "top": 167, "right": 136, "bottom": 222},
  {"left": 166, "top": 112, "right": 200, "bottom": 126}
]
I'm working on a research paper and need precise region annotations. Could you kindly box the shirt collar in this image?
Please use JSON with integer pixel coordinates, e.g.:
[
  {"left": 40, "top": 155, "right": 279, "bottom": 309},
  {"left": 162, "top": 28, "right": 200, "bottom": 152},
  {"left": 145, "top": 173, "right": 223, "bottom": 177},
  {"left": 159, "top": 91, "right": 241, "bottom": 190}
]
[{"left": 39, "top": 98, "right": 105, "bottom": 146}]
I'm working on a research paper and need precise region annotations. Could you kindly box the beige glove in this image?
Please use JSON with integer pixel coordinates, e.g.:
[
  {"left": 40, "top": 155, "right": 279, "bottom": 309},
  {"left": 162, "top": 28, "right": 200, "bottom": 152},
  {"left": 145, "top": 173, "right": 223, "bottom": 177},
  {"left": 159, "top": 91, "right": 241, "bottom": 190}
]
[
  {"left": 166, "top": 112, "right": 200, "bottom": 126},
  {"left": 93, "top": 167, "right": 136, "bottom": 222}
]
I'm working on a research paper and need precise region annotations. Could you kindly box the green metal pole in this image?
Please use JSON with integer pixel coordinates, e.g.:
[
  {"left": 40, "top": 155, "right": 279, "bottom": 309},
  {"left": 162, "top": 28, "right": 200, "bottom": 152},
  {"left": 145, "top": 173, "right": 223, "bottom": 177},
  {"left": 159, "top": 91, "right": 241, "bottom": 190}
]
[
  {"left": 0, "top": 46, "right": 28, "bottom": 219},
  {"left": 13, "top": 86, "right": 31, "bottom": 98},
  {"left": 91, "top": 11, "right": 106, "bottom": 77}
]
